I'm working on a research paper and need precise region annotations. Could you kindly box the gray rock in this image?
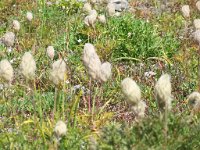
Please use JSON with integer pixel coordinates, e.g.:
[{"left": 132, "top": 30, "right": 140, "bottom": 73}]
[{"left": 110, "top": 0, "right": 129, "bottom": 11}]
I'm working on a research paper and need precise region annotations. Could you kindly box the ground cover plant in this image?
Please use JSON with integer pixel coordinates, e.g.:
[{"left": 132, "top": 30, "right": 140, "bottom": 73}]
[{"left": 0, "top": 0, "right": 200, "bottom": 149}]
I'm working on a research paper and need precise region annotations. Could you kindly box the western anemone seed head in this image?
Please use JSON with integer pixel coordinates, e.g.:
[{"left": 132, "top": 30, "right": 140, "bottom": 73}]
[
  {"left": 0, "top": 59, "right": 14, "bottom": 84},
  {"left": 83, "top": 3, "right": 92, "bottom": 13},
  {"left": 131, "top": 100, "right": 147, "bottom": 118},
  {"left": 26, "top": 11, "right": 33, "bottom": 21},
  {"left": 13, "top": 20, "right": 20, "bottom": 31},
  {"left": 84, "top": 10, "right": 98, "bottom": 27},
  {"left": 50, "top": 59, "right": 67, "bottom": 85},
  {"left": 107, "top": 3, "right": 115, "bottom": 16},
  {"left": 193, "top": 30, "right": 200, "bottom": 44},
  {"left": 46, "top": 46, "right": 55, "bottom": 60},
  {"left": 83, "top": 43, "right": 101, "bottom": 80},
  {"left": 196, "top": 1, "right": 200, "bottom": 11},
  {"left": 1, "top": 32, "right": 15, "bottom": 47},
  {"left": 194, "top": 19, "right": 200, "bottom": 30},
  {"left": 181, "top": 5, "right": 190, "bottom": 18},
  {"left": 121, "top": 78, "right": 141, "bottom": 106},
  {"left": 98, "top": 62, "right": 112, "bottom": 82},
  {"left": 54, "top": 120, "right": 67, "bottom": 137},
  {"left": 20, "top": 52, "right": 36, "bottom": 79},
  {"left": 155, "top": 74, "right": 172, "bottom": 111},
  {"left": 98, "top": 15, "right": 106, "bottom": 24},
  {"left": 187, "top": 92, "right": 200, "bottom": 114}
]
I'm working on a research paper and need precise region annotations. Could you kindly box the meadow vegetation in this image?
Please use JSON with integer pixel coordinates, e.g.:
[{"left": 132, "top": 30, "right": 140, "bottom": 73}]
[{"left": 0, "top": 0, "right": 200, "bottom": 149}]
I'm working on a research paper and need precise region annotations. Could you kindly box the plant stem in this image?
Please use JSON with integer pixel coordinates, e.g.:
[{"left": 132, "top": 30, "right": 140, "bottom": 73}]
[
  {"left": 89, "top": 78, "right": 92, "bottom": 113},
  {"left": 53, "top": 87, "right": 58, "bottom": 121}
]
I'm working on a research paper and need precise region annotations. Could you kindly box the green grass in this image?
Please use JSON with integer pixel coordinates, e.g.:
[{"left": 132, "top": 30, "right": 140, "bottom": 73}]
[{"left": 0, "top": 0, "right": 200, "bottom": 149}]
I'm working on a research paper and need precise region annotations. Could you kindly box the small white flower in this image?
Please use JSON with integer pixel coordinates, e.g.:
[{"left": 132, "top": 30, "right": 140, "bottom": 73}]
[
  {"left": 54, "top": 120, "right": 67, "bottom": 137},
  {"left": 13, "top": 20, "right": 20, "bottom": 31},
  {"left": 7, "top": 47, "right": 12, "bottom": 53},
  {"left": 77, "top": 39, "right": 82, "bottom": 43},
  {"left": 26, "top": 11, "right": 33, "bottom": 21},
  {"left": 181, "top": 5, "right": 190, "bottom": 18}
]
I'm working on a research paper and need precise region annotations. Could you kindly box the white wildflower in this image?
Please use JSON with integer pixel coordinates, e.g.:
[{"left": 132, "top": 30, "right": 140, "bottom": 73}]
[
  {"left": 26, "top": 11, "right": 33, "bottom": 21},
  {"left": 181, "top": 5, "right": 190, "bottom": 18},
  {"left": 1, "top": 32, "right": 15, "bottom": 47},
  {"left": 50, "top": 59, "right": 67, "bottom": 85},
  {"left": 196, "top": 1, "right": 200, "bottom": 11},
  {"left": 83, "top": 3, "right": 92, "bottom": 13},
  {"left": 54, "top": 120, "right": 67, "bottom": 137},
  {"left": 0, "top": 59, "right": 14, "bottom": 83},
  {"left": 77, "top": 39, "right": 82, "bottom": 43},
  {"left": 121, "top": 78, "right": 141, "bottom": 105},
  {"left": 13, "top": 20, "right": 20, "bottom": 31},
  {"left": 155, "top": 74, "right": 172, "bottom": 111},
  {"left": 98, "top": 15, "right": 106, "bottom": 24},
  {"left": 82, "top": 43, "right": 101, "bottom": 80},
  {"left": 46, "top": 46, "right": 55, "bottom": 60},
  {"left": 194, "top": 19, "right": 200, "bottom": 30},
  {"left": 20, "top": 52, "right": 36, "bottom": 79},
  {"left": 98, "top": 62, "right": 112, "bottom": 82},
  {"left": 187, "top": 92, "right": 200, "bottom": 114}
]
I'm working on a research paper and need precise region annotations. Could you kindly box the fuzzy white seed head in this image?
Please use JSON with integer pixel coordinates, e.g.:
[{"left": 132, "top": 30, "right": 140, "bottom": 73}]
[
  {"left": 193, "top": 30, "right": 200, "bottom": 43},
  {"left": 83, "top": 43, "right": 101, "bottom": 80},
  {"left": 83, "top": 3, "right": 92, "bottom": 13},
  {"left": 194, "top": 19, "right": 200, "bottom": 30},
  {"left": 20, "top": 52, "right": 36, "bottom": 79},
  {"left": 98, "top": 15, "right": 106, "bottom": 24},
  {"left": 46, "top": 46, "right": 55, "bottom": 60},
  {"left": 54, "top": 120, "right": 67, "bottom": 137},
  {"left": 121, "top": 78, "right": 141, "bottom": 105},
  {"left": 1, "top": 32, "right": 15, "bottom": 47},
  {"left": 26, "top": 11, "right": 33, "bottom": 21},
  {"left": 13, "top": 20, "right": 20, "bottom": 31},
  {"left": 98, "top": 62, "right": 112, "bottom": 82},
  {"left": 0, "top": 59, "right": 14, "bottom": 83},
  {"left": 155, "top": 74, "right": 172, "bottom": 111},
  {"left": 131, "top": 100, "right": 147, "bottom": 118},
  {"left": 181, "top": 5, "right": 190, "bottom": 18},
  {"left": 50, "top": 59, "right": 67, "bottom": 85},
  {"left": 187, "top": 92, "right": 200, "bottom": 113},
  {"left": 107, "top": 3, "right": 115, "bottom": 16},
  {"left": 196, "top": 1, "right": 200, "bottom": 11},
  {"left": 84, "top": 10, "right": 98, "bottom": 27}
]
